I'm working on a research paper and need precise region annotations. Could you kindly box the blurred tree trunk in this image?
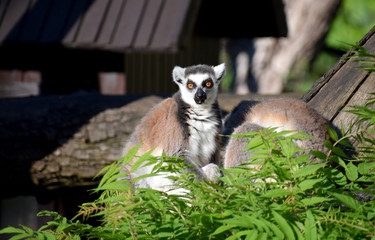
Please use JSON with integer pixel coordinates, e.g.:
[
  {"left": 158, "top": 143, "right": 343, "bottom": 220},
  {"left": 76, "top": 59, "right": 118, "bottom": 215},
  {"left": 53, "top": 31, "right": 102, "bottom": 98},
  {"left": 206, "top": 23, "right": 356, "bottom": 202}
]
[{"left": 228, "top": 0, "right": 342, "bottom": 94}]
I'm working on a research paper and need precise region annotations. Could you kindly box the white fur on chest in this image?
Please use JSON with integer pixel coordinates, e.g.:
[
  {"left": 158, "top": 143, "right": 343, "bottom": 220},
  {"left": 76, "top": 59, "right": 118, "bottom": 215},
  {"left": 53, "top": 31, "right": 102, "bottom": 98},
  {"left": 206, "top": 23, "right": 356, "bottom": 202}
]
[{"left": 186, "top": 106, "right": 219, "bottom": 166}]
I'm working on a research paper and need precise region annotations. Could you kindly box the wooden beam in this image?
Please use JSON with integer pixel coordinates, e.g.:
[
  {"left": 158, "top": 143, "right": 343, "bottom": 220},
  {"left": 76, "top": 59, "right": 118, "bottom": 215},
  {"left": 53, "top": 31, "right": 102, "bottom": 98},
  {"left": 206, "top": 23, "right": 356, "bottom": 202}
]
[
  {"left": 0, "top": 0, "right": 31, "bottom": 41},
  {"left": 95, "top": 0, "right": 123, "bottom": 46},
  {"left": 75, "top": 0, "right": 110, "bottom": 45},
  {"left": 132, "top": 0, "right": 163, "bottom": 49},
  {"left": 150, "top": 0, "right": 191, "bottom": 50},
  {"left": 111, "top": 0, "right": 146, "bottom": 48}
]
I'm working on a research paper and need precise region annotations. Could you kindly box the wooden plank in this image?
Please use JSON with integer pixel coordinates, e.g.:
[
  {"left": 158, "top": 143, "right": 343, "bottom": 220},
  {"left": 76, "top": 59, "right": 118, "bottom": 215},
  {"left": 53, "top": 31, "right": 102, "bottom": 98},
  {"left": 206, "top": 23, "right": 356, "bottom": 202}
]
[
  {"left": 150, "top": 0, "right": 190, "bottom": 50},
  {"left": 19, "top": 0, "right": 51, "bottom": 42},
  {"left": 307, "top": 62, "right": 368, "bottom": 121},
  {"left": 332, "top": 73, "right": 375, "bottom": 135},
  {"left": 132, "top": 0, "right": 163, "bottom": 49},
  {"left": 307, "top": 34, "right": 375, "bottom": 121},
  {"left": 75, "top": 0, "right": 110, "bottom": 45},
  {"left": 0, "top": 0, "right": 10, "bottom": 25},
  {"left": 95, "top": 0, "right": 123, "bottom": 45},
  {"left": 62, "top": 0, "right": 93, "bottom": 44},
  {"left": 111, "top": 0, "right": 145, "bottom": 48},
  {"left": 40, "top": 0, "right": 74, "bottom": 42},
  {"left": 125, "top": 53, "right": 136, "bottom": 93},
  {"left": 303, "top": 26, "right": 375, "bottom": 103},
  {"left": 0, "top": 0, "right": 30, "bottom": 42}
]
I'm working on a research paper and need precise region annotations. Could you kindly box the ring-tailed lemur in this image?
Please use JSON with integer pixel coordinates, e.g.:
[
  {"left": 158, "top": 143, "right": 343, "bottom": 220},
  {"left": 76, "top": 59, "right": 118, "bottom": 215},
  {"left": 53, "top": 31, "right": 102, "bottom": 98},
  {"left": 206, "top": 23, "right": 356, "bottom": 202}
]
[
  {"left": 122, "top": 63, "right": 226, "bottom": 194},
  {"left": 222, "top": 98, "right": 330, "bottom": 169}
]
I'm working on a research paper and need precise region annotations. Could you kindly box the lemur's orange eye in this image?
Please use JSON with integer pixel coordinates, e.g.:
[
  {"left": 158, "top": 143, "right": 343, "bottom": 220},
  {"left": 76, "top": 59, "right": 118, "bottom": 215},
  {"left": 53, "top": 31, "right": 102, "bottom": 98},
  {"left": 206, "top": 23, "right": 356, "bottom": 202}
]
[
  {"left": 206, "top": 81, "right": 212, "bottom": 87},
  {"left": 187, "top": 83, "right": 194, "bottom": 88}
]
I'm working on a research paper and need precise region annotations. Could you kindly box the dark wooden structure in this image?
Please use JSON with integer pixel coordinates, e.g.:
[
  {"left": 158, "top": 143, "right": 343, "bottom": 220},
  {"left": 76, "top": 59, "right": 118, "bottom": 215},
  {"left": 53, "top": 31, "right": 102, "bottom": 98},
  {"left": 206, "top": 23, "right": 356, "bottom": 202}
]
[
  {"left": 0, "top": 0, "right": 287, "bottom": 95},
  {"left": 0, "top": 0, "right": 195, "bottom": 51},
  {"left": 0, "top": 0, "right": 286, "bottom": 50}
]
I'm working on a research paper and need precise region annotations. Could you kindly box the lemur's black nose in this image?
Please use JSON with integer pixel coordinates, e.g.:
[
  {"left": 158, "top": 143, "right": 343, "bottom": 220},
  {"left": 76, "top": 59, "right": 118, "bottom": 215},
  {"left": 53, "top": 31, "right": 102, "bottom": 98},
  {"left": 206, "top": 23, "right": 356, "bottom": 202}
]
[{"left": 194, "top": 88, "right": 207, "bottom": 104}]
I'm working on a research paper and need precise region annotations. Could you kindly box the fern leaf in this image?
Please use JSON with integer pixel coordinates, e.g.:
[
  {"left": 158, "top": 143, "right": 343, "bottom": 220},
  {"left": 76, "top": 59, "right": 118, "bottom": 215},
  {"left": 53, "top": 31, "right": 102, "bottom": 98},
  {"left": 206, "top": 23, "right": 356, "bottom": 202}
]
[
  {"left": 272, "top": 211, "right": 295, "bottom": 240},
  {"left": 293, "top": 163, "right": 326, "bottom": 178},
  {"left": 304, "top": 210, "right": 318, "bottom": 240},
  {"left": 0, "top": 227, "right": 26, "bottom": 235},
  {"left": 130, "top": 148, "right": 157, "bottom": 173},
  {"left": 331, "top": 193, "right": 362, "bottom": 212}
]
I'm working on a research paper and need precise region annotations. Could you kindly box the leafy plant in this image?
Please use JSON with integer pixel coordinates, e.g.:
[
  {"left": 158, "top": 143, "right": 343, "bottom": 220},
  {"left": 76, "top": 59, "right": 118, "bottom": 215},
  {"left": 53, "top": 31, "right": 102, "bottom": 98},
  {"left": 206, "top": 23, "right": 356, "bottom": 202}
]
[{"left": 348, "top": 43, "right": 375, "bottom": 71}]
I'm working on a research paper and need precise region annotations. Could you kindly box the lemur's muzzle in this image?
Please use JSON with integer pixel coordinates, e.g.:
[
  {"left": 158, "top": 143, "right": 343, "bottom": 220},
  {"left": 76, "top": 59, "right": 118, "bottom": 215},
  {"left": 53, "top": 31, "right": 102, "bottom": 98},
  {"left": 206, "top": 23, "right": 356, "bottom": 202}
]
[{"left": 194, "top": 88, "right": 207, "bottom": 104}]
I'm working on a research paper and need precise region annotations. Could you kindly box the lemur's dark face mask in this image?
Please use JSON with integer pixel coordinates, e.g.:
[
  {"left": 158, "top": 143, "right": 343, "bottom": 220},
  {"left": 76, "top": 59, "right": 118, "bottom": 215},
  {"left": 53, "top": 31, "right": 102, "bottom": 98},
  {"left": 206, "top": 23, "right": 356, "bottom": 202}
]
[{"left": 194, "top": 87, "right": 207, "bottom": 104}]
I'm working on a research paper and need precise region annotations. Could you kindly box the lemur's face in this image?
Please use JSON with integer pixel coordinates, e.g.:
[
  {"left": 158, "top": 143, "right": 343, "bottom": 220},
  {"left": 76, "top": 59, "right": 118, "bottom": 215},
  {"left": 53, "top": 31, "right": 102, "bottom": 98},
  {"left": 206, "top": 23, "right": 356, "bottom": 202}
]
[
  {"left": 185, "top": 72, "right": 215, "bottom": 105},
  {"left": 173, "top": 64, "right": 226, "bottom": 106}
]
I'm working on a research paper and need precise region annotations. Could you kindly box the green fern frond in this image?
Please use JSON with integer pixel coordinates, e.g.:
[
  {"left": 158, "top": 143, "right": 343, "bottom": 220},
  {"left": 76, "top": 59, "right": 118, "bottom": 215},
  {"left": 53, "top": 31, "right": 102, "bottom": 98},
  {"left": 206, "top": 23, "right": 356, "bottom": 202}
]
[{"left": 348, "top": 44, "right": 375, "bottom": 72}]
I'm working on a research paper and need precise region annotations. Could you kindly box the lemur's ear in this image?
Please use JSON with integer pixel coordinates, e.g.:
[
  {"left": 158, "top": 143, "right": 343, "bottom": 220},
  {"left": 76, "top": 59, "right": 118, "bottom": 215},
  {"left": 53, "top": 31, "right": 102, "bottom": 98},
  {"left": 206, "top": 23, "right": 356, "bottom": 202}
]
[
  {"left": 213, "top": 63, "right": 226, "bottom": 82},
  {"left": 172, "top": 66, "right": 185, "bottom": 84}
]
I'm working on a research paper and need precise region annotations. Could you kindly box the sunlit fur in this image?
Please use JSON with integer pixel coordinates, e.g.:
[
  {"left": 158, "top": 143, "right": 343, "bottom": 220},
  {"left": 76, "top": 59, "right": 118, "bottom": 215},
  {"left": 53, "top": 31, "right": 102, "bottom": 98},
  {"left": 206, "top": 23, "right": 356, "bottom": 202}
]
[
  {"left": 122, "top": 63, "right": 226, "bottom": 194},
  {"left": 223, "top": 98, "right": 330, "bottom": 169}
]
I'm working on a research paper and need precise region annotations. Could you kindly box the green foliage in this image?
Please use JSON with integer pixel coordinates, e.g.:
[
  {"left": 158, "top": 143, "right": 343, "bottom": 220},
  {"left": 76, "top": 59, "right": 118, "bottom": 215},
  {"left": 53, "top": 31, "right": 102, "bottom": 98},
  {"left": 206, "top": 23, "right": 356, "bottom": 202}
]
[
  {"left": 293, "top": 0, "right": 375, "bottom": 93},
  {"left": 348, "top": 43, "right": 375, "bottom": 73},
  {"left": 0, "top": 211, "right": 93, "bottom": 239},
  {"left": 326, "top": 0, "right": 375, "bottom": 50},
  {"left": 2, "top": 97, "right": 375, "bottom": 239}
]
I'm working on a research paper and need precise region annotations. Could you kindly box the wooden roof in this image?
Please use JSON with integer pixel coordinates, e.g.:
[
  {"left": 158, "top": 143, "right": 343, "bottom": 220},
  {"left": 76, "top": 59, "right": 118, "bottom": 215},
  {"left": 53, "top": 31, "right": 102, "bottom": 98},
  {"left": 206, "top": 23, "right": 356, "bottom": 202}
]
[{"left": 0, "top": 0, "right": 287, "bottom": 53}]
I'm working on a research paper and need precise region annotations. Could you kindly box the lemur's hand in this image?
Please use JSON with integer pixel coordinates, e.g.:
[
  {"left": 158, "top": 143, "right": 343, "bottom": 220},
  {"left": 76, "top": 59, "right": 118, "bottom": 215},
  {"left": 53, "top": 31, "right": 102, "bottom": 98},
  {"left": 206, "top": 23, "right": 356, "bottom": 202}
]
[{"left": 201, "top": 163, "right": 223, "bottom": 183}]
